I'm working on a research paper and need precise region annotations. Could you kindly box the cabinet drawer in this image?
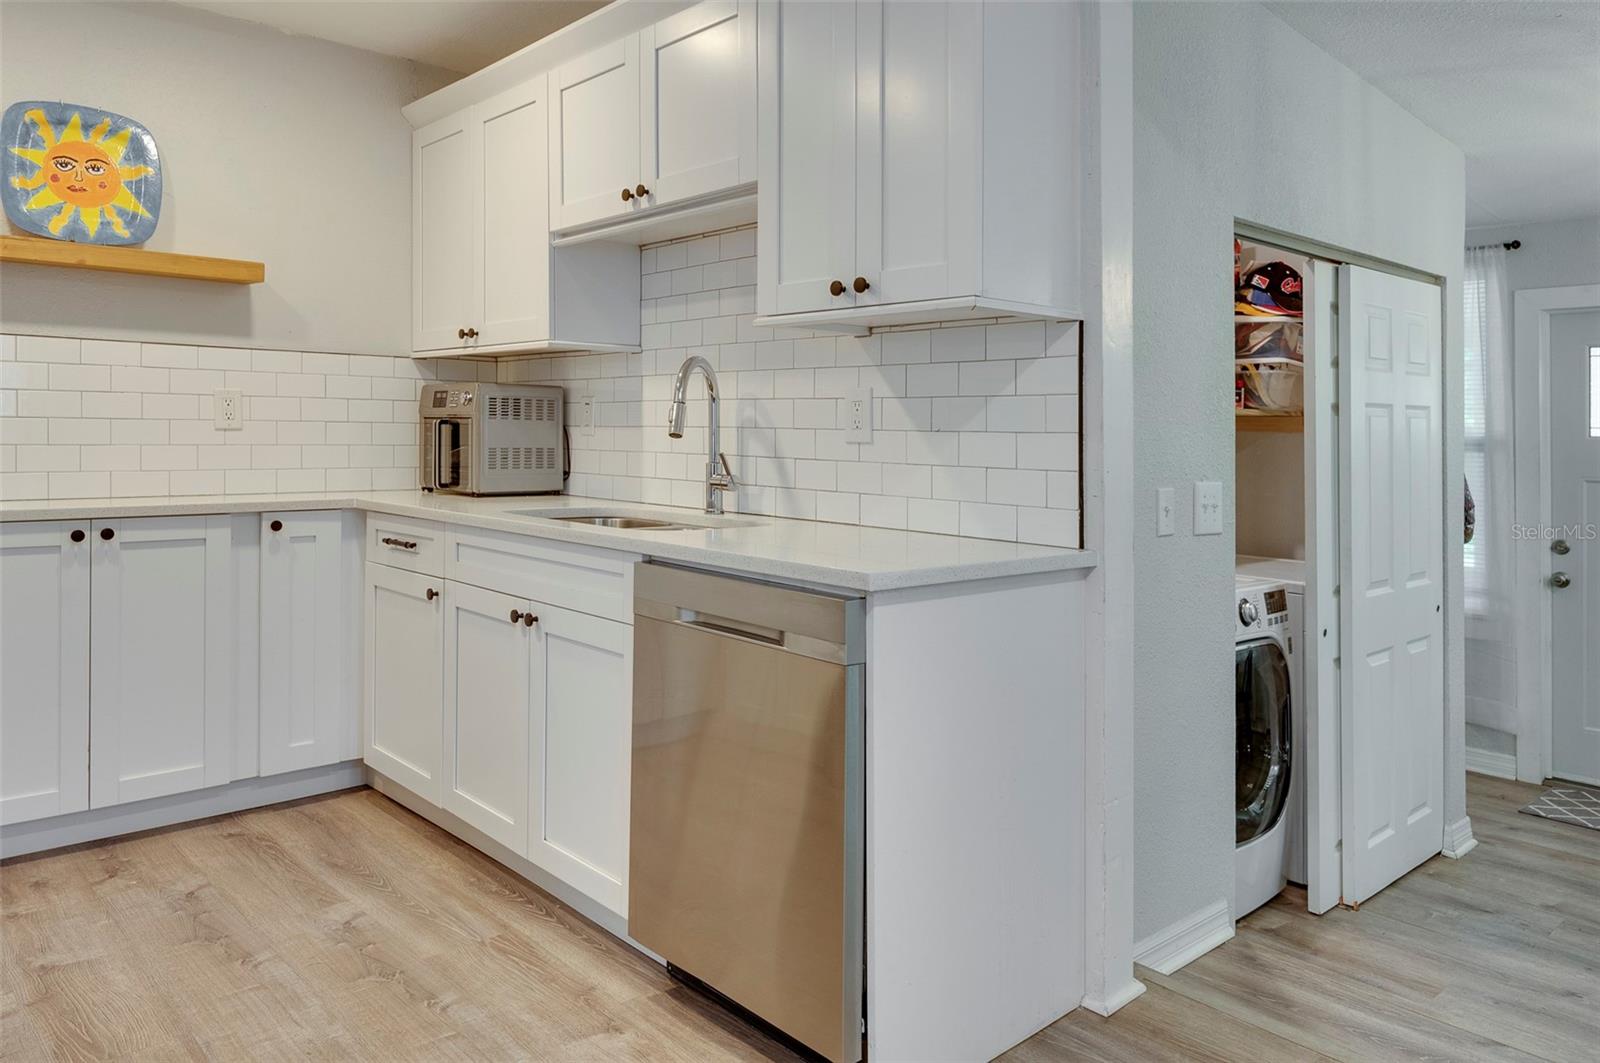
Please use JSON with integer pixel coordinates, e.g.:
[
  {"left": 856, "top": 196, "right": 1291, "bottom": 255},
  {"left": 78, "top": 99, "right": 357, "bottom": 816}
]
[
  {"left": 367, "top": 513, "right": 445, "bottom": 576},
  {"left": 445, "top": 526, "right": 639, "bottom": 623}
]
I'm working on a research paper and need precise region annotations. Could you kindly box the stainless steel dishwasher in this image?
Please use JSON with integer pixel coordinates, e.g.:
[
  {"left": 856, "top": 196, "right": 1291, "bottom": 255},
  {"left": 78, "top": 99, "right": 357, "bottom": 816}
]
[{"left": 630, "top": 563, "right": 865, "bottom": 1063}]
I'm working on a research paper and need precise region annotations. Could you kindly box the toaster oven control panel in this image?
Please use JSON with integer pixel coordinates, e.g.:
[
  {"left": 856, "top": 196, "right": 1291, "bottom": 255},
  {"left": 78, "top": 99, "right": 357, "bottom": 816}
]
[{"left": 429, "top": 389, "right": 474, "bottom": 410}]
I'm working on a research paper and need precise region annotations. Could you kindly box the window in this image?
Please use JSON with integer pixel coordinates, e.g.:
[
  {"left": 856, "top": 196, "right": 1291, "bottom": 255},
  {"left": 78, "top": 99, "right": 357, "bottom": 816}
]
[
  {"left": 1591, "top": 347, "right": 1599, "bottom": 437},
  {"left": 1462, "top": 272, "right": 1489, "bottom": 593}
]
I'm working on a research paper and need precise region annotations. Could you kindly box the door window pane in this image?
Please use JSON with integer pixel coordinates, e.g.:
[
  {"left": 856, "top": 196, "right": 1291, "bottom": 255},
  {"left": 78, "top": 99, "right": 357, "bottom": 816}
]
[{"left": 1591, "top": 347, "right": 1599, "bottom": 437}]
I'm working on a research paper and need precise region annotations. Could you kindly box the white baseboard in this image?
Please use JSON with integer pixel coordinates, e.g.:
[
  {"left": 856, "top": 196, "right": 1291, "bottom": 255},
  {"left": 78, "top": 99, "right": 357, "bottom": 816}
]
[
  {"left": 1133, "top": 899, "right": 1234, "bottom": 975},
  {"left": 1441, "top": 815, "right": 1478, "bottom": 859},
  {"left": 1080, "top": 977, "right": 1147, "bottom": 1016},
  {"left": 0, "top": 761, "right": 364, "bottom": 859},
  {"left": 1465, "top": 745, "right": 1518, "bottom": 781}
]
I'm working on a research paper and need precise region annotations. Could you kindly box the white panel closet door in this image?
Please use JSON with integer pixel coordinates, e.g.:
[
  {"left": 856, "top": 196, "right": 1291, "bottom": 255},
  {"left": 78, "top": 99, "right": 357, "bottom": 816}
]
[{"left": 1338, "top": 265, "right": 1444, "bottom": 904}]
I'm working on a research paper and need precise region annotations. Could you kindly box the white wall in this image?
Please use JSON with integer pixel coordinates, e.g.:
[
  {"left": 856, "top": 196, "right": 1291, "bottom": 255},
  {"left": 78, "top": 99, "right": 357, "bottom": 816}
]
[
  {"left": 502, "top": 226, "right": 1084, "bottom": 546},
  {"left": 0, "top": 2, "right": 452, "bottom": 357},
  {"left": 1132, "top": 2, "right": 1466, "bottom": 945}
]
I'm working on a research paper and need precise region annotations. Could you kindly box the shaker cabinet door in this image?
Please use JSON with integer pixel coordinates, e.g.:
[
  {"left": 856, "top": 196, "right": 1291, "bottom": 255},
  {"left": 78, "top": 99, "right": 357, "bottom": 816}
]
[
  {"left": 757, "top": 0, "right": 858, "bottom": 315},
  {"left": 549, "top": 37, "right": 642, "bottom": 231},
  {"left": 0, "top": 521, "right": 89, "bottom": 825},
  {"left": 364, "top": 562, "right": 445, "bottom": 804},
  {"left": 476, "top": 81, "right": 551, "bottom": 348},
  {"left": 89, "top": 516, "right": 235, "bottom": 808},
  {"left": 443, "top": 580, "right": 532, "bottom": 853},
  {"left": 641, "top": 1, "right": 757, "bottom": 207},
  {"left": 413, "top": 112, "right": 478, "bottom": 352}
]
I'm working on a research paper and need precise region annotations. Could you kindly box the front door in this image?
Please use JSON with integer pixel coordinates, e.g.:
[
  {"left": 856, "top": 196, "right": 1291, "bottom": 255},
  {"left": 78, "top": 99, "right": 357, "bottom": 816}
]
[
  {"left": 1549, "top": 309, "right": 1600, "bottom": 785},
  {"left": 1338, "top": 265, "right": 1445, "bottom": 905}
]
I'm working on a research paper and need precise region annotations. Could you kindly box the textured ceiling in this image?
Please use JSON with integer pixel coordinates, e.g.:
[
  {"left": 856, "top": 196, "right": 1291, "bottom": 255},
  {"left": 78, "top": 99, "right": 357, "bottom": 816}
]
[
  {"left": 1267, "top": 0, "right": 1600, "bottom": 226},
  {"left": 175, "top": 0, "right": 606, "bottom": 74}
]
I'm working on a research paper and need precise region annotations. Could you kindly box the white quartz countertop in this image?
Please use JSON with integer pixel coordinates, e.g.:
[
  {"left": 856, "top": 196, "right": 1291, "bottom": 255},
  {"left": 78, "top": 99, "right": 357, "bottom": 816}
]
[{"left": 0, "top": 490, "right": 1097, "bottom": 592}]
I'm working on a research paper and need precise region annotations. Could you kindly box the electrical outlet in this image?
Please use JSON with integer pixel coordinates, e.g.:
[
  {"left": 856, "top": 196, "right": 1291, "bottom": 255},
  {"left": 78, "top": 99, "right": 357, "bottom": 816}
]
[
  {"left": 1194, "top": 480, "right": 1223, "bottom": 535},
  {"left": 214, "top": 388, "right": 243, "bottom": 430},
  {"left": 1157, "top": 487, "right": 1175, "bottom": 536},
  {"left": 845, "top": 387, "right": 872, "bottom": 443},
  {"left": 579, "top": 396, "right": 595, "bottom": 436}
]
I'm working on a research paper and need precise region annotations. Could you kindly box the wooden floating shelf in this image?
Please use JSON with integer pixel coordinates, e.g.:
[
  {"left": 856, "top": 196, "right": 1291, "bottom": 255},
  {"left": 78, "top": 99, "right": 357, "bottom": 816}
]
[
  {"left": 0, "top": 236, "right": 264, "bottom": 285},
  {"left": 1236, "top": 412, "right": 1304, "bottom": 433}
]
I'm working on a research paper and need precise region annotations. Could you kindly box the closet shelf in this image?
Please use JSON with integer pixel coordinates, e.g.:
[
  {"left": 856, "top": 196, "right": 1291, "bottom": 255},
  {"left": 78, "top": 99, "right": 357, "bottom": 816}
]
[
  {"left": 1236, "top": 412, "right": 1304, "bottom": 433},
  {"left": 1234, "top": 314, "right": 1301, "bottom": 323}
]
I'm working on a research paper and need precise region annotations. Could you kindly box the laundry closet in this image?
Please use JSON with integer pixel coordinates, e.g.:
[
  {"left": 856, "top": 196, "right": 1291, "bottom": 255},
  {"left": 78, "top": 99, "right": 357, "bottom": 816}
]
[{"left": 1232, "top": 233, "right": 1448, "bottom": 920}]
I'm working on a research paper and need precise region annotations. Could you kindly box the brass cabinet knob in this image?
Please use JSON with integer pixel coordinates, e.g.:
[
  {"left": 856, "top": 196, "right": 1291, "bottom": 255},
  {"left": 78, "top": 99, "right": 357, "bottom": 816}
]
[
  {"left": 523, "top": 613, "right": 537, "bottom": 627},
  {"left": 829, "top": 280, "right": 846, "bottom": 297},
  {"left": 635, "top": 184, "right": 650, "bottom": 198},
  {"left": 465, "top": 327, "right": 478, "bottom": 339},
  {"left": 621, "top": 187, "right": 634, "bottom": 201},
  {"left": 269, "top": 519, "right": 283, "bottom": 532},
  {"left": 426, "top": 587, "right": 438, "bottom": 601},
  {"left": 510, "top": 609, "right": 524, "bottom": 624},
  {"left": 853, "top": 276, "right": 870, "bottom": 294},
  {"left": 100, "top": 527, "right": 115, "bottom": 541},
  {"left": 457, "top": 327, "right": 468, "bottom": 339}
]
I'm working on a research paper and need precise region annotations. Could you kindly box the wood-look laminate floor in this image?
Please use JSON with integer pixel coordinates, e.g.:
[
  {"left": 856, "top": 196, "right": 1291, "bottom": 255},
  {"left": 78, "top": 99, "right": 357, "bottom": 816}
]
[{"left": 3, "top": 772, "right": 1596, "bottom": 1062}]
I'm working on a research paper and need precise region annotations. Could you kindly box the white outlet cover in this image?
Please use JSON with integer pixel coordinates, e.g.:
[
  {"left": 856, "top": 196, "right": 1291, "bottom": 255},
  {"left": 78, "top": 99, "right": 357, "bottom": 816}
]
[
  {"left": 1194, "top": 480, "right": 1223, "bottom": 535},
  {"left": 580, "top": 396, "right": 595, "bottom": 436},
  {"left": 1157, "top": 487, "right": 1175, "bottom": 537},
  {"left": 214, "top": 388, "right": 243, "bottom": 430},
  {"left": 845, "top": 386, "right": 872, "bottom": 443}
]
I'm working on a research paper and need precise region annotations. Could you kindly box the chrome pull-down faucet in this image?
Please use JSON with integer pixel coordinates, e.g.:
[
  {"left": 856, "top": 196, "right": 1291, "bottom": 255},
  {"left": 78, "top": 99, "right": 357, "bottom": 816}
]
[{"left": 667, "top": 355, "right": 736, "bottom": 514}]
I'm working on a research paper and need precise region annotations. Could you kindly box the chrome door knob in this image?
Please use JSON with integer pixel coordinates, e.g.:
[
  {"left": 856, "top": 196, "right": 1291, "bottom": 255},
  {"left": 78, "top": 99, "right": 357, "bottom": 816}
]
[
  {"left": 1552, "top": 539, "right": 1571, "bottom": 556},
  {"left": 1552, "top": 572, "right": 1572, "bottom": 590},
  {"left": 1238, "top": 598, "right": 1258, "bottom": 625}
]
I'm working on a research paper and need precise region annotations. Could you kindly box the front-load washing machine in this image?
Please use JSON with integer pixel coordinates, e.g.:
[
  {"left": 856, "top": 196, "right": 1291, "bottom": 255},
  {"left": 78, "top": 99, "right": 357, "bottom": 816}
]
[
  {"left": 1237, "top": 556, "right": 1307, "bottom": 887},
  {"left": 1235, "top": 574, "right": 1293, "bottom": 918}
]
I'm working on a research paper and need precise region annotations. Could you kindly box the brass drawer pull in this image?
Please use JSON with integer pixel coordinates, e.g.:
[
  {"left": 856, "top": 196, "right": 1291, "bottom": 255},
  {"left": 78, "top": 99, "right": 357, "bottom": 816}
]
[{"left": 381, "top": 536, "right": 418, "bottom": 551}]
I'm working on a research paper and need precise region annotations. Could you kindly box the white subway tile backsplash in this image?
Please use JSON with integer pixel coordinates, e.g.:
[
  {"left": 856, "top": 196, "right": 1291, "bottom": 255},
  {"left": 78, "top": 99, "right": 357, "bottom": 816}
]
[
  {"left": 18, "top": 336, "right": 81, "bottom": 363},
  {"left": 958, "top": 361, "right": 1015, "bottom": 396},
  {"left": 141, "top": 343, "right": 198, "bottom": 369},
  {"left": 48, "top": 364, "right": 109, "bottom": 391}
]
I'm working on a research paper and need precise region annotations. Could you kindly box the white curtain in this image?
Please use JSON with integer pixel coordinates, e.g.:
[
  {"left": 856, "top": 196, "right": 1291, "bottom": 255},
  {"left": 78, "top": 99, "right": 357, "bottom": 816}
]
[{"left": 1463, "top": 246, "right": 1518, "bottom": 736}]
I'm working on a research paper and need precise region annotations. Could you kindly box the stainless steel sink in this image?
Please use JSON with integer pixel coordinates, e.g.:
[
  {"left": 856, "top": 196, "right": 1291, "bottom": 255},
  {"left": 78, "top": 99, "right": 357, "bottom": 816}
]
[{"left": 548, "top": 515, "right": 697, "bottom": 530}]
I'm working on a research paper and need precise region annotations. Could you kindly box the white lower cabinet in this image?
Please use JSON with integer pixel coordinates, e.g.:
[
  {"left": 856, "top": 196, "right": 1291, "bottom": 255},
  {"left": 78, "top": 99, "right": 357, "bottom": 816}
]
[
  {"left": 0, "top": 521, "right": 90, "bottom": 825},
  {"left": 89, "top": 516, "right": 236, "bottom": 808},
  {"left": 364, "top": 562, "right": 445, "bottom": 804},
  {"left": 259, "top": 512, "right": 359, "bottom": 776},
  {"left": 529, "top": 602, "right": 632, "bottom": 916},
  {"left": 443, "top": 580, "right": 532, "bottom": 852}
]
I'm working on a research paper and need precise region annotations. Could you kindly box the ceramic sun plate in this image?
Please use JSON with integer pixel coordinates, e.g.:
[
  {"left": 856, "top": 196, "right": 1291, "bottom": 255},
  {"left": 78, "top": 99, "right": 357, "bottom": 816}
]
[{"left": 2, "top": 100, "right": 162, "bottom": 246}]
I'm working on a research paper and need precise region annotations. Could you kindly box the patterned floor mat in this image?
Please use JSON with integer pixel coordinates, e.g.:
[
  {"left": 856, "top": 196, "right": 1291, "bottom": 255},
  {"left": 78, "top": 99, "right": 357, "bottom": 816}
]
[{"left": 1519, "top": 786, "right": 1600, "bottom": 831}]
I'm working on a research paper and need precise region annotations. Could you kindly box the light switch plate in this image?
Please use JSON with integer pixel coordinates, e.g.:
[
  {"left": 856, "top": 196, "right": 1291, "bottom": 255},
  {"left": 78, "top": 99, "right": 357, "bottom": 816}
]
[
  {"left": 1157, "top": 487, "right": 1175, "bottom": 536},
  {"left": 845, "top": 387, "right": 872, "bottom": 443},
  {"left": 1194, "top": 480, "right": 1223, "bottom": 535},
  {"left": 214, "top": 388, "right": 243, "bottom": 430}
]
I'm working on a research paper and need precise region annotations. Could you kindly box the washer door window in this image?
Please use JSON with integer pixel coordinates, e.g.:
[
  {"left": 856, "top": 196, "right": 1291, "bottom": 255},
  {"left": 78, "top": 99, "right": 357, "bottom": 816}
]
[{"left": 1237, "top": 638, "right": 1292, "bottom": 845}]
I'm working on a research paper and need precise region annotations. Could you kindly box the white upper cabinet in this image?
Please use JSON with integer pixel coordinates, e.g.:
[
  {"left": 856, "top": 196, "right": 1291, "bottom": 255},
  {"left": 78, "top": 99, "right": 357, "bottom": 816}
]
[
  {"left": 550, "top": 37, "right": 643, "bottom": 231},
  {"left": 757, "top": 0, "right": 1082, "bottom": 329},
  {"left": 0, "top": 521, "right": 89, "bottom": 825},
  {"left": 89, "top": 517, "right": 236, "bottom": 809},
  {"left": 640, "top": 1, "right": 757, "bottom": 208},
  {"left": 259, "top": 512, "right": 359, "bottom": 777},
  {"left": 412, "top": 75, "right": 640, "bottom": 358},
  {"left": 757, "top": 0, "right": 856, "bottom": 315},
  {"left": 412, "top": 112, "right": 477, "bottom": 352},
  {"left": 477, "top": 83, "right": 551, "bottom": 349}
]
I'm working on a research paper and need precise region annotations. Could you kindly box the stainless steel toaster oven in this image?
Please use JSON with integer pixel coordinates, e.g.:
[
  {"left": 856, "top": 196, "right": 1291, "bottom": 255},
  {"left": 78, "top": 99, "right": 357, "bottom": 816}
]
[{"left": 419, "top": 382, "right": 564, "bottom": 495}]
